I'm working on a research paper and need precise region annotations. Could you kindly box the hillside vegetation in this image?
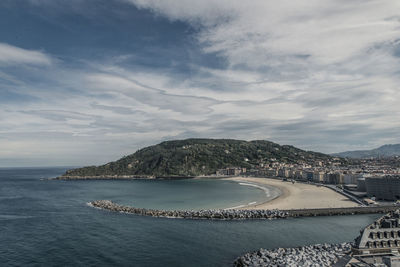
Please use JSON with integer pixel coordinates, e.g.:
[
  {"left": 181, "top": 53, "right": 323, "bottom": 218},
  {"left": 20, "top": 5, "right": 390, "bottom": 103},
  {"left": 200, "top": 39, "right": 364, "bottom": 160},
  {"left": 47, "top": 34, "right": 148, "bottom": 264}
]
[{"left": 63, "top": 139, "right": 334, "bottom": 177}]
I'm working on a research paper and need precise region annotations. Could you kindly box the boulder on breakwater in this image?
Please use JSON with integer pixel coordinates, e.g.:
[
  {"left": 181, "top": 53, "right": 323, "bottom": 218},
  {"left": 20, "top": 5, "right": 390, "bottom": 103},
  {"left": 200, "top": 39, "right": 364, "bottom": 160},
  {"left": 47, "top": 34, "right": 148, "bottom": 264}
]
[
  {"left": 234, "top": 242, "right": 351, "bottom": 267},
  {"left": 89, "top": 200, "right": 289, "bottom": 220}
]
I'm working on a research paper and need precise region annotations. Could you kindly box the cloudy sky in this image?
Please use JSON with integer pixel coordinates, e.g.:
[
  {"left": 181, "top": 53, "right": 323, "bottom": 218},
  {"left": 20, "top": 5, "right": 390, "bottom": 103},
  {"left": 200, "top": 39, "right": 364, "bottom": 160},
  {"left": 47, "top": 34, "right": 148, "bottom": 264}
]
[{"left": 1, "top": 0, "right": 400, "bottom": 167}]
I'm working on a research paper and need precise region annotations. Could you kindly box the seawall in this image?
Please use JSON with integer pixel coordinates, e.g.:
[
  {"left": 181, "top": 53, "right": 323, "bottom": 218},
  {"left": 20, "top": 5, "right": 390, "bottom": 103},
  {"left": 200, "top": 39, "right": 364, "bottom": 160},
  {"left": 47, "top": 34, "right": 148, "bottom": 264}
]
[
  {"left": 89, "top": 200, "right": 399, "bottom": 220},
  {"left": 286, "top": 206, "right": 399, "bottom": 217},
  {"left": 88, "top": 200, "right": 399, "bottom": 220},
  {"left": 89, "top": 200, "right": 288, "bottom": 220}
]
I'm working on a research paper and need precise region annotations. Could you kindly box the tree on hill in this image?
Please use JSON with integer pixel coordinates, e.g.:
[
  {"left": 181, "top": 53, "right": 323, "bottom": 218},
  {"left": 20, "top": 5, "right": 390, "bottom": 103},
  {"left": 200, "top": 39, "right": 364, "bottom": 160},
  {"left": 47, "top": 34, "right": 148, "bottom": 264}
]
[{"left": 63, "top": 138, "right": 335, "bottom": 177}]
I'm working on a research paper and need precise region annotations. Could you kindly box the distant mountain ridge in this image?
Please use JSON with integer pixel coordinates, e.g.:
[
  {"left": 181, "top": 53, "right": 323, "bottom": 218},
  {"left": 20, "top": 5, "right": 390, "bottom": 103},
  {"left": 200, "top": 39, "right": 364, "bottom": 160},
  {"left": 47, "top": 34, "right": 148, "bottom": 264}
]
[
  {"left": 62, "top": 138, "right": 336, "bottom": 178},
  {"left": 333, "top": 144, "right": 400, "bottom": 159}
]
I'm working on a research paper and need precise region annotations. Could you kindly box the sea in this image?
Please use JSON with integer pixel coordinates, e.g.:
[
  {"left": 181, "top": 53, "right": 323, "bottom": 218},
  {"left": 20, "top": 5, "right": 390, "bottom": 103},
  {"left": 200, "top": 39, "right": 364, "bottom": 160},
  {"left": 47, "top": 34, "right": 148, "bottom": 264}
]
[{"left": 0, "top": 167, "right": 380, "bottom": 266}]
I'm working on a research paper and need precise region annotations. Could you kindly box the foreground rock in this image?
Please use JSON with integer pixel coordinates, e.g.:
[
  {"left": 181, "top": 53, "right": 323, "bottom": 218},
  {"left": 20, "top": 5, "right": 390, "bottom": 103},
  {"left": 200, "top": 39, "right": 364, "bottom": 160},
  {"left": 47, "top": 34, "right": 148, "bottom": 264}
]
[
  {"left": 89, "top": 200, "right": 289, "bottom": 220},
  {"left": 234, "top": 243, "right": 351, "bottom": 267}
]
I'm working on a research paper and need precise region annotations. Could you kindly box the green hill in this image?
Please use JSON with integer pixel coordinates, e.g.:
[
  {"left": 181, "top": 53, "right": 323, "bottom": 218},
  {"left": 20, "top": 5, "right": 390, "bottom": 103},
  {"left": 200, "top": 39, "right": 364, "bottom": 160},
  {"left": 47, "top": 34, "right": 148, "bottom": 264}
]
[{"left": 62, "top": 139, "right": 335, "bottom": 178}]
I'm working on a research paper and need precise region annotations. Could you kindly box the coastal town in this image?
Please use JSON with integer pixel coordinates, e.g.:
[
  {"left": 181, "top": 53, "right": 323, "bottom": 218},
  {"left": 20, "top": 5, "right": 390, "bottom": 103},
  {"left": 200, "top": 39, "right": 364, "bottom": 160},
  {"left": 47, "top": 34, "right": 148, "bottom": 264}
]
[{"left": 216, "top": 156, "right": 400, "bottom": 203}]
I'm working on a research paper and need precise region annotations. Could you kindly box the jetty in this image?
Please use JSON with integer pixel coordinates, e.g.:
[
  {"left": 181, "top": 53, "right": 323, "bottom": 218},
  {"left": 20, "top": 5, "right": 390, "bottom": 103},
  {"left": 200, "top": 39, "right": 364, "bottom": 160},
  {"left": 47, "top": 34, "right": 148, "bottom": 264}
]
[
  {"left": 89, "top": 200, "right": 288, "bottom": 220},
  {"left": 286, "top": 205, "right": 400, "bottom": 217},
  {"left": 89, "top": 200, "right": 400, "bottom": 220}
]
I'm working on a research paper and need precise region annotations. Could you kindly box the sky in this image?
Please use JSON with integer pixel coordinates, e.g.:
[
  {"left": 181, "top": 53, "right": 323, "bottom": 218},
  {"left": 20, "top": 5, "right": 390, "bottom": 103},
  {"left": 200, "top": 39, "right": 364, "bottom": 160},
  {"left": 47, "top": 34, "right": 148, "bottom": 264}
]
[{"left": 1, "top": 0, "right": 400, "bottom": 167}]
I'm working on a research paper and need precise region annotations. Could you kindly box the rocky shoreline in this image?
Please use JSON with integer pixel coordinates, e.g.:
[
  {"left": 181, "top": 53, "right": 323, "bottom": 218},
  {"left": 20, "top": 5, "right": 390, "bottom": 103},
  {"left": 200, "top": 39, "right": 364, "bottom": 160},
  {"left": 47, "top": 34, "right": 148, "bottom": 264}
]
[
  {"left": 89, "top": 200, "right": 289, "bottom": 220},
  {"left": 234, "top": 243, "right": 351, "bottom": 267},
  {"left": 54, "top": 175, "right": 154, "bottom": 180},
  {"left": 54, "top": 175, "right": 194, "bottom": 180}
]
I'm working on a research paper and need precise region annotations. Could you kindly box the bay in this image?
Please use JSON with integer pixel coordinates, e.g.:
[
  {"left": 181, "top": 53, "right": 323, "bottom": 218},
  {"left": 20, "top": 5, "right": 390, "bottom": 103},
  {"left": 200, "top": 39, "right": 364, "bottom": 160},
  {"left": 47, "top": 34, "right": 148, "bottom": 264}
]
[{"left": 0, "top": 167, "right": 379, "bottom": 266}]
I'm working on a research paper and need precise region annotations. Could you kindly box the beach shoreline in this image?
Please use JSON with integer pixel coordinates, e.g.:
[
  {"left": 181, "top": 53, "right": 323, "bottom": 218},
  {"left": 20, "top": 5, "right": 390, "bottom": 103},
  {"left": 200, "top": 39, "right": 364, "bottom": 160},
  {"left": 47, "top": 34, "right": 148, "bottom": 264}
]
[{"left": 224, "top": 176, "right": 360, "bottom": 210}]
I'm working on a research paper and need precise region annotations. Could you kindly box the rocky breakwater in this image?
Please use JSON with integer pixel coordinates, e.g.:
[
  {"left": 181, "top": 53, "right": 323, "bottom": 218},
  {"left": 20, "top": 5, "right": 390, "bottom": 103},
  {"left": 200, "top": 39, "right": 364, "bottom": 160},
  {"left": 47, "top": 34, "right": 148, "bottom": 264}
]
[
  {"left": 55, "top": 175, "right": 155, "bottom": 180},
  {"left": 234, "top": 243, "right": 351, "bottom": 267},
  {"left": 89, "top": 200, "right": 289, "bottom": 220}
]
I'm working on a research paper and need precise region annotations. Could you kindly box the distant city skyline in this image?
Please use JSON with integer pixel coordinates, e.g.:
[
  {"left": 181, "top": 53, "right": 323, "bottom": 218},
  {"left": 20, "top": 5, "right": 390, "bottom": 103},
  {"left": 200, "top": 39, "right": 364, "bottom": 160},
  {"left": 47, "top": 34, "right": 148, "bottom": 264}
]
[{"left": 1, "top": 0, "right": 400, "bottom": 167}]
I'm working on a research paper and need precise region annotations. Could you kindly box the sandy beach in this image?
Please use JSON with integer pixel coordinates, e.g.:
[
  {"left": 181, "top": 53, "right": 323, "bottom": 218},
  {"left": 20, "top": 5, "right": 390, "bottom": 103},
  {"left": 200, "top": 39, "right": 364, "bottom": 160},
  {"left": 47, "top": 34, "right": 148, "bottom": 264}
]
[{"left": 225, "top": 177, "right": 359, "bottom": 210}]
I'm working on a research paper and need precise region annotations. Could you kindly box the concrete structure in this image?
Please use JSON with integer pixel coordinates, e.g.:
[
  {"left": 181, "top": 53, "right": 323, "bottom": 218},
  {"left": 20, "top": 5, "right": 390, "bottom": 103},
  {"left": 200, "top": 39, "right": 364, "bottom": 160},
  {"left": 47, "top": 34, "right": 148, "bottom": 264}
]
[
  {"left": 348, "top": 210, "right": 400, "bottom": 266},
  {"left": 265, "top": 168, "right": 278, "bottom": 177},
  {"left": 235, "top": 209, "right": 400, "bottom": 267},
  {"left": 344, "top": 184, "right": 358, "bottom": 191},
  {"left": 216, "top": 167, "right": 244, "bottom": 176},
  {"left": 352, "top": 210, "right": 400, "bottom": 255},
  {"left": 302, "top": 170, "right": 314, "bottom": 181},
  {"left": 313, "top": 171, "right": 325, "bottom": 183},
  {"left": 327, "top": 172, "right": 344, "bottom": 184},
  {"left": 278, "top": 168, "right": 290, "bottom": 178},
  {"left": 366, "top": 176, "right": 400, "bottom": 201},
  {"left": 383, "top": 256, "right": 400, "bottom": 267},
  {"left": 344, "top": 172, "right": 359, "bottom": 184},
  {"left": 294, "top": 170, "right": 303, "bottom": 180},
  {"left": 357, "top": 177, "right": 366, "bottom": 192}
]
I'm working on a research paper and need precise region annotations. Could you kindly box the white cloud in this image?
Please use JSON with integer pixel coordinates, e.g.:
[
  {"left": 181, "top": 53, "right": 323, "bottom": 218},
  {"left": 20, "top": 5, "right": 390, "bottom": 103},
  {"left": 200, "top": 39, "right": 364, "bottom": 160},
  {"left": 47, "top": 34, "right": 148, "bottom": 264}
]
[
  {"left": 125, "top": 0, "right": 400, "bottom": 66},
  {"left": 126, "top": 0, "right": 236, "bottom": 26},
  {"left": 119, "top": 0, "right": 400, "bottom": 152},
  {"left": 2, "top": 1, "right": 400, "bottom": 166},
  {"left": 0, "top": 43, "right": 52, "bottom": 66}
]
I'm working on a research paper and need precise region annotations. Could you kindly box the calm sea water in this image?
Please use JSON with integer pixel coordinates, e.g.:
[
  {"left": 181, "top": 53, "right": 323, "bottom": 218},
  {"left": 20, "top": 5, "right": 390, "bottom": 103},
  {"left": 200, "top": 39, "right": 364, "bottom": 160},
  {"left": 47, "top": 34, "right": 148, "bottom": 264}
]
[{"left": 0, "top": 167, "right": 379, "bottom": 266}]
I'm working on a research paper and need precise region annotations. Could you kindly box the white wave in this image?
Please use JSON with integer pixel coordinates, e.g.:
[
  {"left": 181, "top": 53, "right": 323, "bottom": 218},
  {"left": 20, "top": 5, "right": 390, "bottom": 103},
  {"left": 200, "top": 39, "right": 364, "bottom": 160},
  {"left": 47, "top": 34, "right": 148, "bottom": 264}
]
[
  {"left": 224, "top": 204, "right": 246, "bottom": 210},
  {"left": 238, "top": 182, "right": 271, "bottom": 197}
]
